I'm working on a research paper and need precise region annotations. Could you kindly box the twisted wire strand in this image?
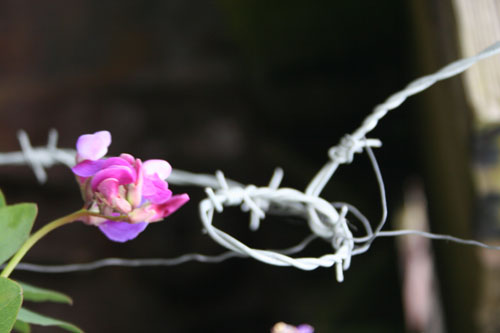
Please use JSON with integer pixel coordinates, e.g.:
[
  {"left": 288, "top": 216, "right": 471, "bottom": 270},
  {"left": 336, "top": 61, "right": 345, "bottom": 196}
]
[
  {"left": 352, "top": 40, "right": 500, "bottom": 141},
  {"left": 1, "top": 235, "right": 318, "bottom": 273},
  {"left": 198, "top": 175, "right": 355, "bottom": 281},
  {"left": 0, "top": 130, "right": 76, "bottom": 183},
  {"left": 308, "top": 41, "right": 500, "bottom": 199},
  {"left": 1, "top": 41, "right": 500, "bottom": 281}
]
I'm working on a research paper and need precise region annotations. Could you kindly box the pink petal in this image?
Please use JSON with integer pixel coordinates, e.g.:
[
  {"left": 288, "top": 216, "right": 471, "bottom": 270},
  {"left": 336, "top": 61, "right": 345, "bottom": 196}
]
[
  {"left": 128, "top": 205, "right": 156, "bottom": 223},
  {"left": 91, "top": 165, "right": 135, "bottom": 190},
  {"left": 164, "top": 193, "right": 190, "bottom": 215},
  {"left": 142, "top": 174, "right": 172, "bottom": 204},
  {"left": 127, "top": 159, "right": 144, "bottom": 207},
  {"left": 97, "top": 178, "right": 119, "bottom": 203},
  {"left": 151, "top": 193, "right": 189, "bottom": 220},
  {"left": 119, "top": 153, "right": 136, "bottom": 164},
  {"left": 296, "top": 325, "right": 314, "bottom": 333},
  {"left": 101, "top": 157, "right": 132, "bottom": 169},
  {"left": 97, "top": 180, "right": 133, "bottom": 213},
  {"left": 143, "top": 159, "right": 172, "bottom": 179},
  {"left": 72, "top": 159, "right": 105, "bottom": 177},
  {"left": 76, "top": 131, "right": 111, "bottom": 161},
  {"left": 98, "top": 220, "right": 148, "bottom": 242}
]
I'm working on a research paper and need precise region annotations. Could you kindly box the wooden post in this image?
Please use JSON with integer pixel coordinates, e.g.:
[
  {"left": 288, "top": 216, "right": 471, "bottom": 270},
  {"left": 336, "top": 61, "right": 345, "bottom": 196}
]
[
  {"left": 452, "top": 1, "right": 500, "bottom": 331},
  {"left": 412, "top": 0, "right": 500, "bottom": 331},
  {"left": 411, "top": 0, "right": 480, "bottom": 331}
]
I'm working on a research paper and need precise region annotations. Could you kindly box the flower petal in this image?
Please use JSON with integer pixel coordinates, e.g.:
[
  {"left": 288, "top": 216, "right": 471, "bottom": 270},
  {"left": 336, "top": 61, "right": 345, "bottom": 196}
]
[
  {"left": 101, "top": 157, "right": 132, "bottom": 169},
  {"left": 76, "top": 131, "right": 112, "bottom": 161},
  {"left": 143, "top": 159, "right": 172, "bottom": 179},
  {"left": 98, "top": 220, "right": 148, "bottom": 242},
  {"left": 163, "top": 193, "right": 190, "bottom": 216},
  {"left": 72, "top": 159, "right": 105, "bottom": 177},
  {"left": 91, "top": 165, "right": 135, "bottom": 190},
  {"left": 296, "top": 325, "right": 314, "bottom": 333},
  {"left": 142, "top": 173, "right": 172, "bottom": 204},
  {"left": 128, "top": 205, "right": 156, "bottom": 223},
  {"left": 272, "top": 323, "right": 313, "bottom": 333},
  {"left": 119, "top": 153, "right": 135, "bottom": 164},
  {"left": 97, "top": 178, "right": 119, "bottom": 203},
  {"left": 150, "top": 193, "right": 189, "bottom": 221},
  {"left": 127, "top": 159, "right": 144, "bottom": 207},
  {"left": 97, "top": 177, "right": 132, "bottom": 213}
]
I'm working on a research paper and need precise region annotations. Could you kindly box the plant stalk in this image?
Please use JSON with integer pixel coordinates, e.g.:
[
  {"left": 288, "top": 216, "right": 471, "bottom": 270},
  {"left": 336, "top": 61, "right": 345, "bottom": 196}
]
[{"left": 0, "top": 209, "right": 88, "bottom": 278}]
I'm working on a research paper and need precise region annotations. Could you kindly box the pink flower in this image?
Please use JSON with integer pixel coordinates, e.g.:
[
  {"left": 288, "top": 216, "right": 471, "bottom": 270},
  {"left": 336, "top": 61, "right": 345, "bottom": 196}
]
[
  {"left": 271, "top": 322, "right": 314, "bottom": 333},
  {"left": 72, "top": 131, "right": 189, "bottom": 242}
]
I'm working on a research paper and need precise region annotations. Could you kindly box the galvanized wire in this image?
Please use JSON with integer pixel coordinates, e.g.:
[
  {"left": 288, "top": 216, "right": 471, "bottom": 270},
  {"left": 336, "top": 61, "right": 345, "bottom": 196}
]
[{"left": 2, "top": 41, "right": 500, "bottom": 281}]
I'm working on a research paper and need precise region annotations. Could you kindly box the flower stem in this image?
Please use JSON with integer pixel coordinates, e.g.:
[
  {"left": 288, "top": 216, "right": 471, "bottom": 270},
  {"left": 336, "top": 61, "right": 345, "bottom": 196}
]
[{"left": 0, "top": 209, "right": 88, "bottom": 278}]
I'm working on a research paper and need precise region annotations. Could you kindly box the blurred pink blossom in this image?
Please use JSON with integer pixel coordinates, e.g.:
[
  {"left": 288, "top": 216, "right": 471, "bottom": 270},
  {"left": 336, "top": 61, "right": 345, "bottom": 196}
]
[{"left": 271, "top": 322, "right": 314, "bottom": 333}]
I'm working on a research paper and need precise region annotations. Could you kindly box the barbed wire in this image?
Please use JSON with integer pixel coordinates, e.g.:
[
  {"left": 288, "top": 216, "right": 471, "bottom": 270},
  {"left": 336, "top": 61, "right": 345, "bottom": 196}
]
[
  {"left": 2, "top": 41, "right": 500, "bottom": 282},
  {"left": 8, "top": 235, "right": 318, "bottom": 273},
  {"left": 0, "top": 129, "right": 75, "bottom": 183}
]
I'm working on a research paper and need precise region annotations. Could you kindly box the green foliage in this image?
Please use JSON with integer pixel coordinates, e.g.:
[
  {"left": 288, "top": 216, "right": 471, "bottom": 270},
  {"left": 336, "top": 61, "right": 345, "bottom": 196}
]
[
  {"left": 18, "top": 281, "right": 81, "bottom": 331},
  {"left": 0, "top": 277, "right": 23, "bottom": 333},
  {"left": 0, "top": 202, "right": 37, "bottom": 265},
  {"left": 17, "top": 308, "right": 83, "bottom": 333},
  {"left": 13, "top": 319, "right": 31, "bottom": 333},
  {"left": 11, "top": 282, "right": 80, "bottom": 332},
  {"left": 0, "top": 189, "right": 81, "bottom": 331},
  {"left": 0, "top": 189, "right": 6, "bottom": 207},
  {"left": 19, "top": 282, "right": 72, "bottom": 304}
]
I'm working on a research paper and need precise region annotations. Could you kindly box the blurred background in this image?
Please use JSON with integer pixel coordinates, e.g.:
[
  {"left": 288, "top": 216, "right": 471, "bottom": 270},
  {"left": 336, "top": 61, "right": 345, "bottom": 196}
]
[{"left": 1, "top": 1, "right": 499, "bottom": 332}]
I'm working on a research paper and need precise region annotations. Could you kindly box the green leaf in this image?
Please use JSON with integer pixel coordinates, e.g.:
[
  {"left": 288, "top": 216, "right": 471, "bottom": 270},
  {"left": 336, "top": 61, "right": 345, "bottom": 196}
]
[
  {"left": 19, "top": 282, "right": 72, "bottom": 304},
  {"left": 13, "top": 320, "right": 31, "bottom": 333},
  {"left": 17, "top": 308, "right": 83, "bottom": 333},
  {"left": 0, "top": 189, "right": 6, "bottom": 207},
  {"left": 0, "top": 203, "right": 37, "bottom": 265},
  {"left": 0, "top": 277, "right": 23, "bottom": 333}
]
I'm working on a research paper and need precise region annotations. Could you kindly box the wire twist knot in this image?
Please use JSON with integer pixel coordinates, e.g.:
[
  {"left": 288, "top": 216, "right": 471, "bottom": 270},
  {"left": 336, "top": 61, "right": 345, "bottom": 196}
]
[{"left": 328, "top": 135, "right": 382, "bottom": 164}]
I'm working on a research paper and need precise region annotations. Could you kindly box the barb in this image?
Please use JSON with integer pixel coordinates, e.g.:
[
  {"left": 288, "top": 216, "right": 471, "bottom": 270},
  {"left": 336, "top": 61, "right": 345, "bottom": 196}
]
[{"left": 0, "top": 129, "right": 76, "bottom": 183}]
